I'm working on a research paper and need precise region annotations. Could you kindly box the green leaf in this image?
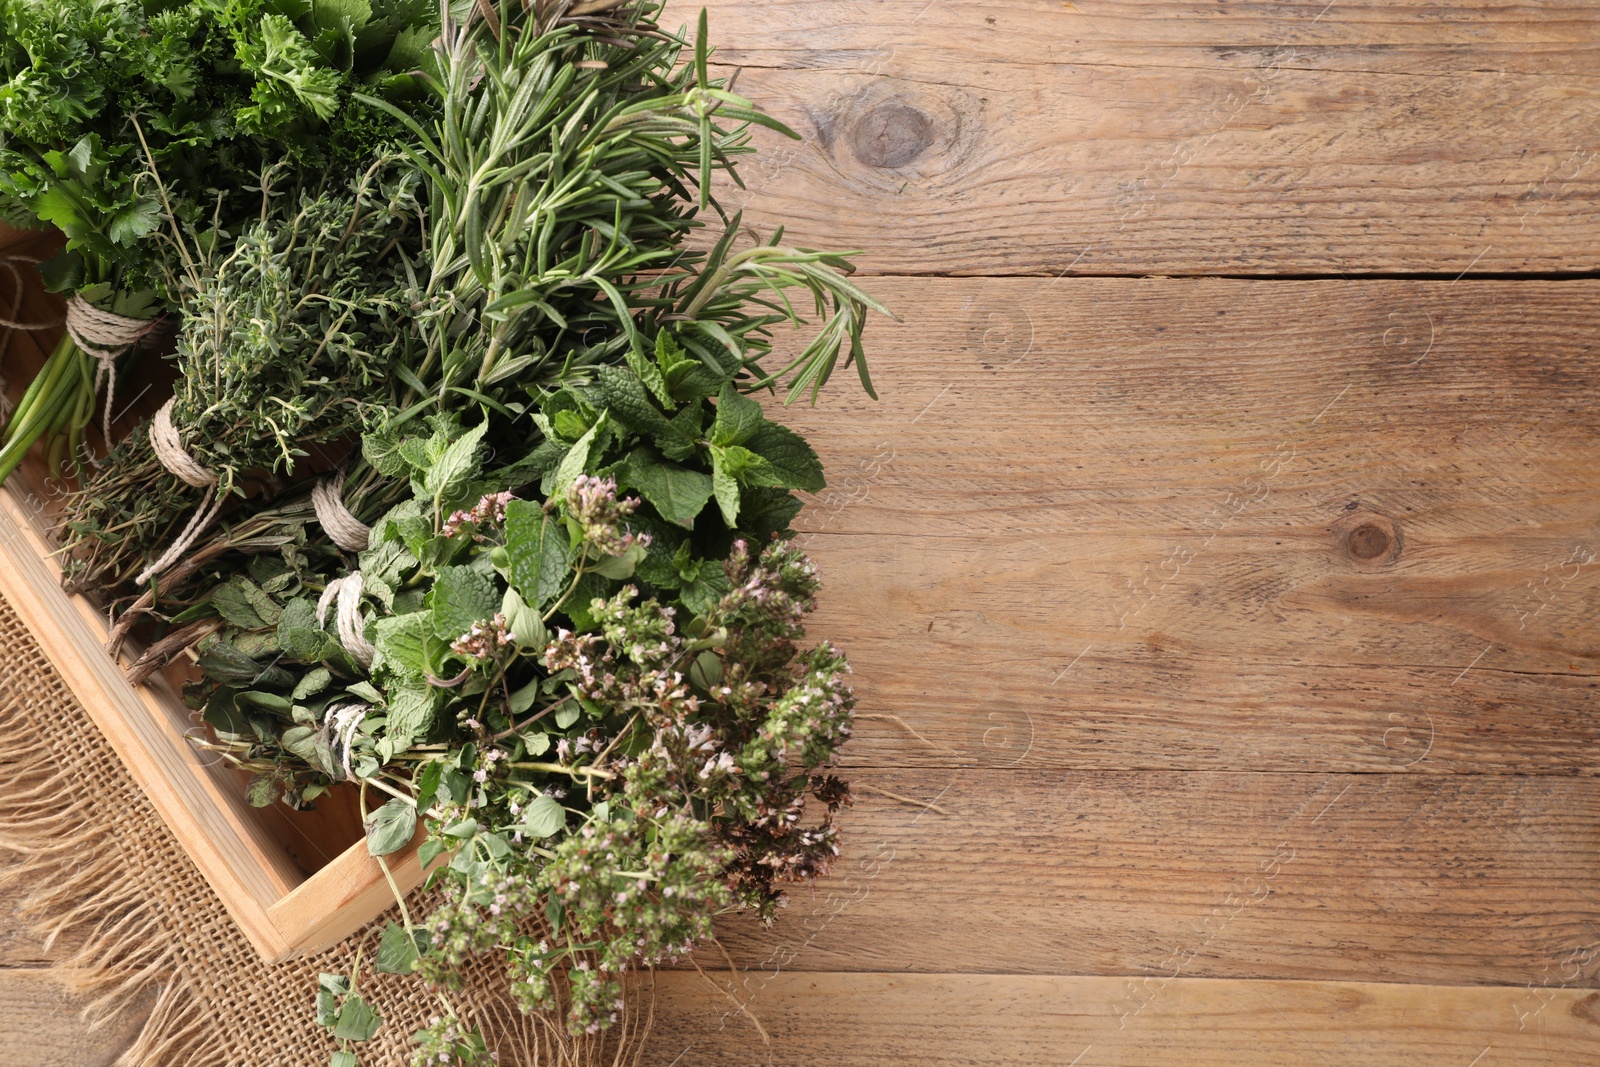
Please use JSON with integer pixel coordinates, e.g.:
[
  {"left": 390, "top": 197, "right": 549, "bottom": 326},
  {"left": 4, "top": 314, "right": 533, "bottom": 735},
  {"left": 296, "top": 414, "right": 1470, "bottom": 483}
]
[
  {"left": 414, "top": 761, "right": 443, "bottom": 813},
  {"left": 213, "top": 580, "right": 267, "bottom": 630},
  {"left": 714, "top": 444, "right": 786, "bottom": 488},
  {"left": 237, "top": 690, "right": 292, "bottom": 714},
  {"left": 278, "top": 598, "right": 335, "bottom": 662},
  {"left": 508, "top": 678, "right": 541, "bottom": 714},
  {"left": 362, "top": 427, "right": 409, "bottom": 477},
  {"left": 424, "top": 420, "right": 488, "bottom": 508},
  {"left": 548, "top": 414, "right": 605, "bottom": 497},
  {"left": 711, "top": 382, "right": 764, "bottom": 447},
  {"left": 107, "top": 198, "right": 161, "bottom": 245},
  {"left": 370, "top": 612, "right": 432, "bottom": 678},
  {"left": 615, "top": 448, "right": 714, "bottom": 529},
  {"left": 330, "top": 1050, "right": 359, "bottom": 1067},
  {"left": 282, "top": 725, "right": 320, "bottom": 762},
  {"left": 429, "top": 565, "right": 500, "bottom": 641},
  {"left": 597, "top": 366, "right": 673, "bottom": 437},
  {"left": 374, "top": 920, "right": 424, "bottom": 975},
  {"left": 521, "top": 730, "right": 550, "bottom": 756},
  {"left": 418, "top": 837, "right": 450, "bottom": 869},
  {"left": 504, "top": 501, "right": 571, "bottom": 608},
  {"left": 593, "top": 541, "right": 648, "bottom": 580},
  {"left": 331, "top": 991, "right": 382, "bottom": 1042},
  {"left": 518, "top": 794, "right": 566, "bottom": 839},
  {"left": 711, "top": 451, "right": 741, "bottom": 526},
  {"left": 316, "top": 973, "right": 349, "bottom": 1027},
  {"left": 746, "top": 422, "right": 826, "bottom": 492},
  {"left": 554, "top": 703, "right": 580, "bottom": 730},
  {"left": 246, "top": 772, "right": 278, "bottom": 808},
  {"left": 680, "top": 564, "right": 731, "bottom": 616},
  {"left": 689, "top": 650, "right": 723, "bottom": 690},
  {"left": 737, "top": 487, "right": 804, "bottom": 540},
  {"left": 501, "top": 587, "right": 548, "bottom": 651},
  {"left": 626, "top": 338, "right": 673, "bottom": 408},
  {"left": 345, "top": 680, "right": 384, "bottom": 703},
  {"left": 364, "top": 797, "right": 417, "bottom": 857},
  {"left": 383, "top": 683, "right": 439, "bottom": 754}
]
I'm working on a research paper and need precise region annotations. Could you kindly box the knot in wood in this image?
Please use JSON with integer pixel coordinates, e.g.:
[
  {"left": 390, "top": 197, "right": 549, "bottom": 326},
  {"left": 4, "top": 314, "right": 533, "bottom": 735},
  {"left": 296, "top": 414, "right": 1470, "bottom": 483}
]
[
  {"left": 849, "top": 102, "right": 934, "bottom": 168},
  {"left": 1347, "top": 522, "right": 1391, "bottom": 560},
  {"left": 1337, "top": 511, "right": 1402, "bottom": 567}
]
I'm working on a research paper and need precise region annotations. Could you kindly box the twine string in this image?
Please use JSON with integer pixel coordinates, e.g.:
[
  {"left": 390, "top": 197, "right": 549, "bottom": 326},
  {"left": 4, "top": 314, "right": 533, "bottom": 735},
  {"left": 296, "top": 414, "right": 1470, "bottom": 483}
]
[
  {"left": 322, "top": 703, "right": 368, "bottom": 782},
  {"left": 134, "top": 398, "right": 223, "bottom": 587},
  {"left": 312, "top": 474, "right": 372, "bottom": 552},
  {"left": 319, "top": 572, "right": 376, "bottom": 669},
  {"left": 64, "top": 293, "right": 160, "bottom": 445}
]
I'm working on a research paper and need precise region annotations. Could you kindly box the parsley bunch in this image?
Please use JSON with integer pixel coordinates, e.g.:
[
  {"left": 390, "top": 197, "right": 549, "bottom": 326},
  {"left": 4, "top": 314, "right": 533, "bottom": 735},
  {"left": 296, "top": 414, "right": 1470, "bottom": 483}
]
[{"left": 0, "top": 0, "right": 440, "bottom": 482}]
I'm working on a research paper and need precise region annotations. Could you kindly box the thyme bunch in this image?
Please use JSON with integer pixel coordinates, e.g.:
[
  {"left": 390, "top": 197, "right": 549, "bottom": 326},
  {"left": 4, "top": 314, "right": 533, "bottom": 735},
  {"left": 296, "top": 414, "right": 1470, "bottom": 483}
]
[{"left": 59, "top": 160, "right": 424, "bottom": 592}]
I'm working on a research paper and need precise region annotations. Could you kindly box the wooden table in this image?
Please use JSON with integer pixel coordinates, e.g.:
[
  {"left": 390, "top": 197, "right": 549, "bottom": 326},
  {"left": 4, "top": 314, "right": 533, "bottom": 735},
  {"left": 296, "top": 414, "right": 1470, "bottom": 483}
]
[{"left": 7, "top": 2, "right": 1600, "bottom": 1063}]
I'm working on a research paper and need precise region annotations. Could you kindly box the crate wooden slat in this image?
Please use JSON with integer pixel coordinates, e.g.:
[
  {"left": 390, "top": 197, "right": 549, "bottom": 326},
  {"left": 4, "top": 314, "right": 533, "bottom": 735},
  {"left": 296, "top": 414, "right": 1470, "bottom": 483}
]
[{"left": 0, "top": 484, "right": 429, "bottom": 960}]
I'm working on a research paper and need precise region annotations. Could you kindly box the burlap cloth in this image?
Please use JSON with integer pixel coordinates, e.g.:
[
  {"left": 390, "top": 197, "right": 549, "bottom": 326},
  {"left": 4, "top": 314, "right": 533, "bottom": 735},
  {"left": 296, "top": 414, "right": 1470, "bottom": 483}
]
[{"left": 0, "top": 591, "right": 649, "bottom": 1066}]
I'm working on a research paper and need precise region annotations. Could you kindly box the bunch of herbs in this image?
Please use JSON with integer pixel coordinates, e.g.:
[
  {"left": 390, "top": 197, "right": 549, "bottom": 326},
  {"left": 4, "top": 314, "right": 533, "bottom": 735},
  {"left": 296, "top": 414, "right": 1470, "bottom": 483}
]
[{"left": 0, "top": 0, "right": 441, "bottom": 481}]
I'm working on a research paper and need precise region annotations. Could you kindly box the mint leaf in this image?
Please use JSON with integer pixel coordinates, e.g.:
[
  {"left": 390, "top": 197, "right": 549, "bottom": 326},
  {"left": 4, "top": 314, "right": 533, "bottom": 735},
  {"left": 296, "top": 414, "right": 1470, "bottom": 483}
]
[
  {"left": 370, "top": 612, "right": 431, "bottom": 678},
  {"left": 383, "top": 683, "right": 438, "bottom": 754},
  {"left": 548, "top": 413, "right": 605, "bottom": 497},
  {"left": 504, "top": 500, "right": 572, "bottom": 608},
  {"left": 331, "top": 991, "right": 382, "bottom": 1042},
  {"left": 596, "top": 365, "right": 673, "bottom": 436},
  {"left": 714, "top": 444, "right": 786, "bottom": 488},
  {"left": 626, "top": 338, "right": 673, "bottom": 408},
  {"left": 616, "top": 447, "right": 714, "bottom": 528},
  {"left": 738, "top": 486, "right": 804, "bottom": 540},
  {"left": 658, "top": 404, "right": 703, "bottom": 461},
  {"left": 711, "top": 449, "right": 740, "bottom": 526},
  {"left": 710, "top": 382, "right": 763, "bottom": 447},
  {"left": 429, "top": 565, "right": 499, "bottom": 641},
  {"left": 213, "top": 579, "right": 268, "bottom": 629},
  {"left": 277, "top": 598, "right": 335, "bottom": 661},
  {"left": 363, "top": 427, "right": 409, "bottom": 477},
  {"left": 424, "top": 420, "right": 488, "bottom": 509},
  {"left": 745, "top": 421, "right": 826, "bottom": 492}
]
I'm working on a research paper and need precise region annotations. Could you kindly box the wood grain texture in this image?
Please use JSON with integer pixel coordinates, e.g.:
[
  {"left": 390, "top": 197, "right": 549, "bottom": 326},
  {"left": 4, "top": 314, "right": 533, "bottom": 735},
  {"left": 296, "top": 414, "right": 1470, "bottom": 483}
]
[
  {"left": 641, "top": 972, "right": 1600, "bottom": 1066},
  {"left": 764, "top": 277, "right": 1600, "bottom": 774},
  {"left": 696, "top": 0, "right": 1600, "bottom": 274},
  {"left": 0, "top": 970, "right": 149, "bottom": 1067},
  {"left": 697, "top": 768, "right": 1600, "bottom": 988}
]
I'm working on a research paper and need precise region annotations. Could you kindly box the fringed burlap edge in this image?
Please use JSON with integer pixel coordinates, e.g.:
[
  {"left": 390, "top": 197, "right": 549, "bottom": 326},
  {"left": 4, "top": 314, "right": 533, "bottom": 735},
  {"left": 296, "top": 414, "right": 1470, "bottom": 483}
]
[
  {"left": 0, "top": 694, "right": 229, "bottom": 1066},
  {"left": 0, "top": 676, "right": 658, "bottom": 1066}
]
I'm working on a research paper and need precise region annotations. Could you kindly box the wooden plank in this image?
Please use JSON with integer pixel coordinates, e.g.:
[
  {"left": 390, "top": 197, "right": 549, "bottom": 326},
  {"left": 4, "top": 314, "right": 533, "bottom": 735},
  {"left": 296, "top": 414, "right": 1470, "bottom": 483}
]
[
  {"left": 0, "top": 969, "right": 145, "bottom": 1067},
  {"left": 642, "top": 971, "right": 1600, "bottom": 1066},
  {"left": 699, "top": 769, "right": 1600, "bottom": 988},
  {"left": 0, "top": 484, "right": 296, "bottom": 956},
  {"left": 763, "top": 277, "right": 1600, "bottom": 773},
  {"left": 696, "top": 0, "right": 1600, "bottom": 274}
]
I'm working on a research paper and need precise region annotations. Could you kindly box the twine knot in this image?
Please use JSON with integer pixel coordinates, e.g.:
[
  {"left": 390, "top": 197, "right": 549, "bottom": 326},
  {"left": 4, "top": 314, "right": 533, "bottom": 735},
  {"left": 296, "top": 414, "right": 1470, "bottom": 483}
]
[
  {"left": 312, "top": 475, "right": 372, "bottom": 552},
  {"left": 64, "top": 294, "right": 161, "bottom": 446},
  {"left": 316, "top": 571, "right": 376, "bottom": 669},
  {"left": 322, "top": 703, "right": 368, "bottom": 781},
  {"left": 135, "top": 398, "right": 224, "bottom": 587}
]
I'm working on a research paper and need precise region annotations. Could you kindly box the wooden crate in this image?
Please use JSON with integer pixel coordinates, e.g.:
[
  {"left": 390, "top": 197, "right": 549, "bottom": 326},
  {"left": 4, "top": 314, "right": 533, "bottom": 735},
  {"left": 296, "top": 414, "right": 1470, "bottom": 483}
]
[{"left": 0, "top": 224, "right": 424, "bottom": 962}]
